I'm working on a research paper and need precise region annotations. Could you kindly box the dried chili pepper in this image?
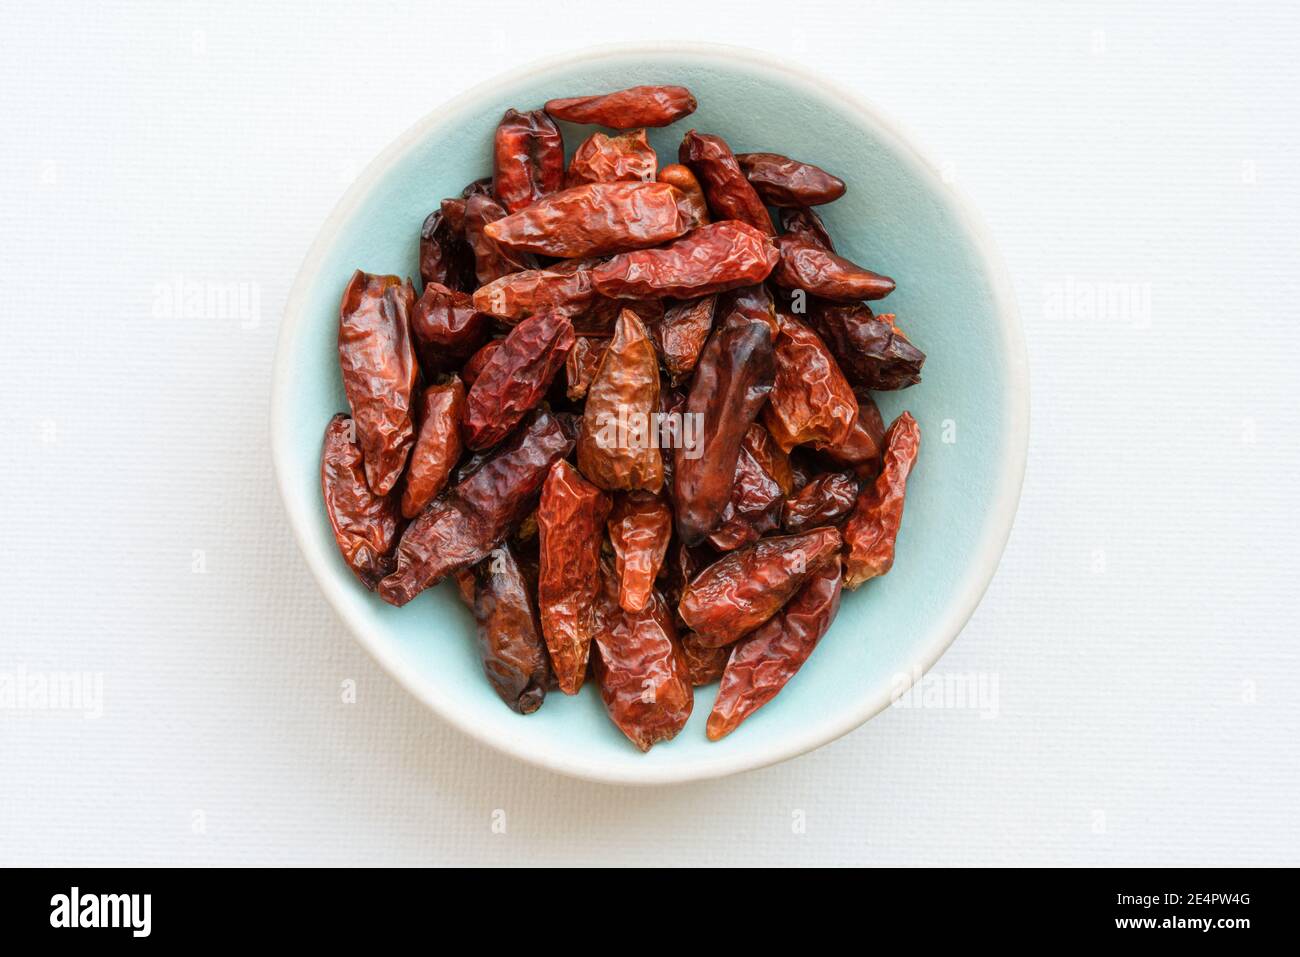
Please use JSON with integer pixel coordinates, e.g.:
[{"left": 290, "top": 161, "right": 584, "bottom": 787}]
[
  {"left": 411, "top": 281, "right": 493, "bottom": 373},
  {"left": 679, "top": 130, "right": 776, "bottom": 236},
  {"left": 761, "top": 316, "right": 858, "bottom": 451},
  {"left": 707, "top": 440, "right": 784, "bottom": 551},
  {"left": 811, "top": 302, "right": 925, "bottom": 390},
  {"left": 419, "top": 206, "right": 475, "bottom": 292},
  {"left": 607, "top": 491, "right": 672, "bottom": 613},
  {"left": 492, "top": 109, "right": 565, "bottom": 214},
  {"left": 577, "top": 308, "right": 663, "bottom": 492},
  {"left": 400, "top": 377, "right": 466, "bottom": 519},
  {"left": 537, "top": 459, "right": 611, "bottom": 694},
  {"left": 321, "top": 414, "right": 401, "bottom": 589},
  {"left": 678, "top": 526, "right": 842, "bottom": 647},
  {"left": 378, "top": 409, "right": 576, "bottom": 606},
  {"left": 484, "top": 181, "right": 692, "bottom": 259},
  {"left": 544, "top": 85, "right": 697, "bottom": 129},
  {"left": 464, "top": 192, "right": 539, "bottom": 285},
  {"left": 591, "top": 567, "right": 693, "bottom": 751},
  {"left": 591, "top": 220, "right": 779, "bottom": 301},
  {"left": 463, "top": 310, "right": 575, "bottom": 451},
  {"left": 580, "top": 294, "right": 664, "bottom": 336},
  {"left": 564, "top": 335, "right": 608, "bottom": 400},
  {"left": 815, "top": 390, "right": 886, "bottom": 477},
  {"left": 736, "top": 152, "right": 846, "bottom": 207},
  {"left": 772, "top": 234, "right": 896, "bottom": 301},
  {"left": 337, "top": 270, "right": 418, "bottom": 496},
  {"left": 672, "top": 304, "right": 775, "bottom": 544},
  {"left": 656, "top": 163, "right": 710, "bottom": 226},
  {"left": 454, "top": 542, "right": 550, "bottom": 714},
  {"left": 779, "top": 206, "right": 835, "bottom": 251},
  {"left": 706, "top": 558, "right": 843, "bottom": 740},
  {"left": 460, "top": 338, "right": 502, "bottom": 387},
  {"left": 680, "top": 632, "right": 730, "bottom": 687},
  {"left": 781, "top": 471, "right": 859, "bottom": 533},
  {"left": 843, "top": 411, "right": 920, "bottom": 588},
  {"left": 742, "top": 423, "right": 795, "bottom": 496},
  {"left": 566, "top": 129, "right": 657, "bottom": 187},
  {"left": 650, "top": 295, "right": 716, "bottom": 384},
  {"left": 471, "top": 261, "right": 595, "bottom": 321}
]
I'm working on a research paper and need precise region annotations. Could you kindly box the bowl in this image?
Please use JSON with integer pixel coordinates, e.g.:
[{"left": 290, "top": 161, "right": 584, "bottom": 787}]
[{"left": 271, "top": 42, "right": 1028, "bottom": 785}]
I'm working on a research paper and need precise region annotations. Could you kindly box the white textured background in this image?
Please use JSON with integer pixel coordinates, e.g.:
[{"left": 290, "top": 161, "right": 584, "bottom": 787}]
[{"left": 2, "top": 1, "right": 1297, "bottom": 866}]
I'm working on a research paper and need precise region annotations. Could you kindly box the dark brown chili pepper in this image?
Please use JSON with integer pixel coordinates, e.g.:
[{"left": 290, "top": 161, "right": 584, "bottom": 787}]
[
  {"left": 564, "top": 335, "right": 608, "bottom": 400},
  {"left": 377, "top": 409, "right": 576, "bottom": 606},
  {"left": 707, "top": 440, "right": 784, "bottom": 551},
  {"left": 492, "top": 108, "right": 565, "bottom": 214},
  {"left": 607, "top": 491, "right": 672, "bottom": 613},
  {"left": 537, "top": 459, "right": 611, "bottom": 695},
  {"left": 419, "top": 207, "right": 475, "bottom": 292},
  {"left": 761, "top": 316, "right": 858, "bottom": 451},
  {"left": 656, "top": 163, "right": 711, "bottom": 226},
  {"left": 706, "top": 558, "right": 843, "bottom": 739},
  {"left": 811, "top": 302, "right": 925, "bottom": 390},
  {"left": 400, "top": 378, "right": 467, "bottom": 519},
  {"left": 580, "top": 294, "right": 665, "bottom": 336},
  {"left": 471, "top": 260, "right": 596, "bottom": 321},
  {"left": 843, "top": 411, "right": 920, "bottom": 588},
  {"left": 650, "top": 295, "right": 716, "bottom": 384},
  {"left": 736, "top": 152, "right": 846, "bottom": 207},
  {"left": 680, "top": 632, "right": 730, "bottom": 687},
  {"left": 678, "top": 526, "right": 842, "bottom": 647},
  {"left": 463, "top": 311, "right": 575, "bottom": 451},
  {"left": 672, "top": 304, "right": 775, "bottom": 544},
  {"left": 779, "top": 206, "right": 836, "bottom": 251},
  {"left": 464, "top": 192, "right": 539, "bottom": 285},
  {"left": 566, "top": 129, "right": 657, "bottom": 187},
  {"left": 742, "top": 423, "right": 795, "bottom": 496},
  {"left": 781, "top": 471, "right": 859, "bottom": 532},
  {"left": 544, "top": 85, "right": 697, "bottom": 129},
  {"left": 772, "top": 234, "right": 896, "bottom": 301},
  {"left": 577, "top": 308, "right": 663, "bottom": 492},
  {"left": 815, "top": 390, "right": 886, "bottom": 477},
  {"left": 454, "top": 542, "right": 550, "bottom": 714},
  {"left": 484, "top": 181, "right": 693, "bottom": 259},
  {"left": 590, "top": 566, "right": 693, "bottom": 751},
  {"left": 321, "top": 414, "right": 401, "bottom": 589},
  {"left": 679, "top": 130, "right": 776, "bottom": 236},
  {"left": 410, "top": 281, "right": 493, "bottom": 373},
  {"left": 591, "top": 220, "right": 779, "bottom": 301},
  {"left": 337, "top": 270, "right": 419, "bottom": 496}
]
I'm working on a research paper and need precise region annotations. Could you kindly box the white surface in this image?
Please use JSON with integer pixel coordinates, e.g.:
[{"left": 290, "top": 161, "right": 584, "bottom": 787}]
[{"left": 1, "top": 1, "right": 1297, "bottom": 866}]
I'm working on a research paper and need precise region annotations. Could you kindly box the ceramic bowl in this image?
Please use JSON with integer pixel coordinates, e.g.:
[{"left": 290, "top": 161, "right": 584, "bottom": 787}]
[{"left": 271, "top": 42, "right": 1028, "bottom": 784}]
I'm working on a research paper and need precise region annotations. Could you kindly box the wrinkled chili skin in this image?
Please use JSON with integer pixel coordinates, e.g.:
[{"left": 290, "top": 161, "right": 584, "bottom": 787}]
[
  {"left": 761, "top": 316, "right": 858, "bottom": 451},
  {"left": 464, "top": 192, "right": 539, "bottom": 285},
  {"left": 591, "top": 569, "right": 693, "bottom": 751},
  {"left": 781, "top": 471, "right": 859, "bottom": 532},
  {"left": 537, "top": 459, "right": 611, "bottom": 695},
  {"left": 736, "top": 152, "right": 847, "bottom": 207},
  {"left": 544, "top": 85, "right": 697, "bottom": 129},
  {"left": 419, "top": 208, "right": 475, "bottom": 292},
  {"left": 484, "top": 181, "right": 692, "bottom": 259},
  {"left": 400, "top": 378, "right": 467, "bottom": 519},
  {"left": 673, "top": 305, "right": 775, "bottom": 545},
  {"left": 679, "top": 130, "right": 776, "bottom": 236},
  {"left": 321, "top": 414, "right": 401, "bottom": 589},
  {"left": 460, "top": 338, "right": 502, "bottom": 387},
  {"left": 811, "top": 302, "right": 925, "bottom": 390},
  {"left": 678, "top": 527, "right": 842, "bottom": 647},
  {"left": 580, "top": 294, "right": 664, "bottom": 336},
  {"left": 566, "top": 129, "right": 657, "bottom": 187},
  {"left": 843, "top": 412, "right": 920, "bottom": 588},
  {"left": 779, "top": 206, "right": 835, "bottom": 251},
  {"left": 773, "top": 234, "right": 896, "bottom": 302},
  {"left": 463, "top": 311, "right": 575, "bottom": 451},
  {"left": 338, "top": 271, "right": 419, "bottom": 496},
  {"left": 411, "top": 281, "right": 493, "bottom": 373},
  {"left": 815, "top": 390, "right": 886, "bottom": 477},
  {"left": 564, "top": 335, "right": 607, "bottom": 400},
  {"left": 471, "top": 261, "right": 595, "bottom": 321},
  {"left": 743, "top": 423, "right": 795, "bottom": 496},
  {"left": 492, "top": 109, "right": 565, "bottom": 215},
  {"left": 707, "top": 441, "right": 784, "bottom": 551},
  {"left": 607, "top": 491, "right": 672, "bottom": 613},
  {"left": 706, "top": 559, "right": 843, "bottom": 740},
  {"left": 577, "top": 308, "right": 663, "bottom": 492},
  {"left": 591, "top": 220, "right": 779, "bottom": 301},
  {"left": 680, "top": 632, "right": 730, "bottom": 686},
  {"left": 656, "top": 163, "right": 711, "bottom": 226},
  {"left": 454, "top": 542, "right": 550, "bottom": 714},
  {"left": 377, "top": 409, "right": 577, "bottom": 606},
  {"left": 651, "top": 295, "right": 716, "bottom": 383},
  {"left": 719, "top": 283, "right": 779, "bottom": 337}
]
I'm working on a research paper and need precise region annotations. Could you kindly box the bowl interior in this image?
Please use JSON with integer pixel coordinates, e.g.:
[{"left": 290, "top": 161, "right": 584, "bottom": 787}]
[{"left": 273, "top": 45, "right": 1025, "bottom": 784}]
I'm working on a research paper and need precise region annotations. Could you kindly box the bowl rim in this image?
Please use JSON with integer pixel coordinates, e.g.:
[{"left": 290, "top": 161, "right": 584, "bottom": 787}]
[{"left": 270, "top": 40, "right": 1030, "bottom": 786}]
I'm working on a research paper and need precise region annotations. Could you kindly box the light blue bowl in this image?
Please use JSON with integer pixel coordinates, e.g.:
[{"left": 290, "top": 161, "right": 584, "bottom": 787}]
[{"left": 271, "top": 43, "right": 1028, "bottom": 784}]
